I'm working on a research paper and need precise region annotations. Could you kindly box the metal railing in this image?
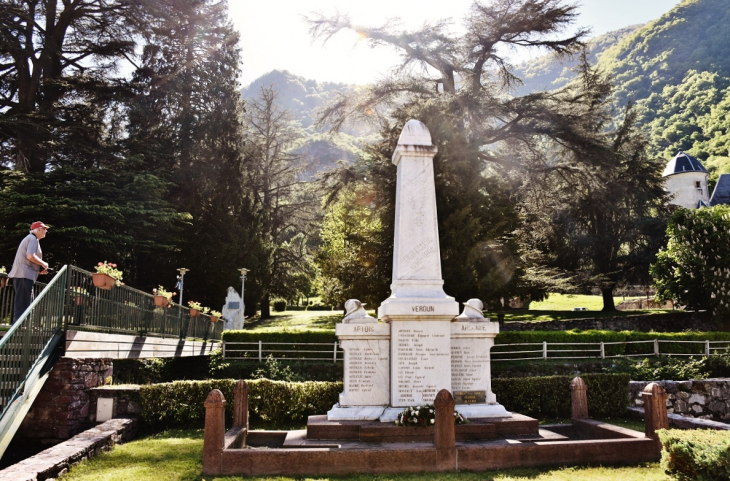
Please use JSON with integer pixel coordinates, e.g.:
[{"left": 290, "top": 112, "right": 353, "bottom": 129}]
[
  {"left": 223, "top": 341, "right": 343, "bottom": 362},
  {"left": 222, "top": 339, "right": 730, "bottom": 363},
  {"left": 490, "top": 339, "right": 730, "bottom": 361},
  {"left": 65, "top": 266, "right": 224, "bottom": 341},
  {"left": 0, "top": 267, "right": 68, "bottom": 416},
  {"left": 0, "top": 274, "right": 47, "bottom": 325}
]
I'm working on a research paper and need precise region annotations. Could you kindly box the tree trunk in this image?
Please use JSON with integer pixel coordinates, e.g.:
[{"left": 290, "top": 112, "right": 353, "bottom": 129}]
[
  {"left": 601, "top": 287, "right": 616, "bottom": 311},
  {"left": 260, "top": 292, "right": 270, "bottom": 319}
]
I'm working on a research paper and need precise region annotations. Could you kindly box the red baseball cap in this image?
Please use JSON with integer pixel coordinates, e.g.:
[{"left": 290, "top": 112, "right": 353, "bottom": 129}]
[{"left": 30, "top": 221, "right": 50, "bottom": 230}]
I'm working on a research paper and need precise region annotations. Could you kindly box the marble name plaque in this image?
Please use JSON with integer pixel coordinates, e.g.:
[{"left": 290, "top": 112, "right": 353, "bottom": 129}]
[
  {"left": 336, "top": 322, "right": 390, "bottom": 407},
  {"left": 454, "top": 390, "right": 486, "bottom": 405},
  {"left": 391, "top": 320, "right": 451, "bottom": 406}
]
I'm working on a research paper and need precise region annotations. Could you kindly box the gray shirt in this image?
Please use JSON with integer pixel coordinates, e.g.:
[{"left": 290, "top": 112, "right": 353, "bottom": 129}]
[{"left": 8, "top": 233, "right": 42, "bottom": 281}]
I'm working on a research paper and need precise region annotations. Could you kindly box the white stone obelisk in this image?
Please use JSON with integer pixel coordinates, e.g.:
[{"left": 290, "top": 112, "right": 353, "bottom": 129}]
[{"left": 378, "top": 120, "right": 460, "bottom": 421}]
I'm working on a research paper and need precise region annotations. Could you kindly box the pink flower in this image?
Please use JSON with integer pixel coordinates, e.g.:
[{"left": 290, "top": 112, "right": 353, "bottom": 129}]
[
  {"left": 97, "top": 262, "right": 103, "bottom": 266},
  {"left": 111, "top": 263, "right": 117, "bottom": 268}
]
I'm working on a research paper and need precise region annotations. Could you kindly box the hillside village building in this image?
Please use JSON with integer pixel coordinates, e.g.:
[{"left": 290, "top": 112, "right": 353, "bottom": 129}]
[{"left": 662, "top": 151, "right": 710, "bottom": 208}]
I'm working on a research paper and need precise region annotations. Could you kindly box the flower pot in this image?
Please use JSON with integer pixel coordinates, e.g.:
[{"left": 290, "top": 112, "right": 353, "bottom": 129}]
[
  {"left": 0, "top": 277, "right": 7, "bottom": 288},
  {"left": 189, "top": 308, "right": 200, "bottom": 317},
  {"left": 72, "top": 296, "right": 85, "bottom": 306},
  {"left": 154, "top": 295, "right": 169, "bottom": 307},
  {"left": 210, "top": 315, "right": 219, "bottom": 323},
  {"left": 92, "top": 273, "right": 115, "bottom": 290}
]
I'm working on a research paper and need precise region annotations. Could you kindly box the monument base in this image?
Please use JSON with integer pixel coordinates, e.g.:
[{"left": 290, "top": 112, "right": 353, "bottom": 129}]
[
  {"left": 378, "top": 404, "right": 510, "bottom": 422},
  {"left": 379, "top": 407, "right": 406, "bottom": 423},
  {"left": 454, "top": 403, "right": 511, "bottom": 419},
  {"left": 326, "top": 404, "right": 385, "bottom": 421}
]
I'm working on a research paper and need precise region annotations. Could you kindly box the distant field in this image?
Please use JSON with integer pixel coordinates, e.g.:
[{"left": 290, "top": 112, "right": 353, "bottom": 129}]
[
  {"left": 530, "top": 293, "right": 646, "bottom": 311},
  {"left": 241, "top": 293, "right": 673, "bottom": 330}
]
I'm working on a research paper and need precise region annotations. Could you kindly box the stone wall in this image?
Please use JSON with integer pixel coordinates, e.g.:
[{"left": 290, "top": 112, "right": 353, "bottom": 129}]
[
  {"left": 18, "top": 357, "right": 113, "bottom": 442},
  {"left": 629, "top": 380, "right": 730, "bottom": 421},
  {"left": 501, "top": 312, "right": 716, "bottom": 333}
]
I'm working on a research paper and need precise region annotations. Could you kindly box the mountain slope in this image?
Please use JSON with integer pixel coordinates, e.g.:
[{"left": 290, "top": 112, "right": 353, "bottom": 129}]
[
  {"left": 597, "top": 0, "right": 730, "bottom": 106},
  {"left": 241, "top": 70, "right": 375, "bottom": 176},
  {"left": 514, "top": 24, "right": 642, "bottom": 95}
]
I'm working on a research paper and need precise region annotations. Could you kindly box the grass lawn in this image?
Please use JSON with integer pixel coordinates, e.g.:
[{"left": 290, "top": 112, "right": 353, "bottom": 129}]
[
  {"left": 242, "top": 309, "right": 343, "bottom": 331},
  {"left": 60, "top": 429, "right": 668, "bottom": 481}
]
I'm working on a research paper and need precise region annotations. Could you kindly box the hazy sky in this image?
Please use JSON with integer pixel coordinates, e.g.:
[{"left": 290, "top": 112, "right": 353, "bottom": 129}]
[{"left": 230, "top": 0, "right": 683, "bottom": 87}]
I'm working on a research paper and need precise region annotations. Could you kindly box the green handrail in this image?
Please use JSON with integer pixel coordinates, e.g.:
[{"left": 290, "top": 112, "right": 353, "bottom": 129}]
[
  {"left": 0, "top": 266, "right": 67, "bottom": 418},
  {"left": 65, "top": 266, "right": 224, "bottom": 341}
]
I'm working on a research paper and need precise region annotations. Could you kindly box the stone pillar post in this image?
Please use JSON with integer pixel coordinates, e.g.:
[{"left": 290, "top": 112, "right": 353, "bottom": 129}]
[
  {"left": 642, "top": 382, "right": 669, "bottom": 440},
  {"left": 202, "top": 389, "right": 226, "bottom": 476},
  {"left": 434, "top": 389, "right": 456, "bottom": 471},
  {"left": 570, "top": 377, "right": 589, "bottom": 420},
  {"left": 233, "top": 380, "right": 248, "bottom": 429}
]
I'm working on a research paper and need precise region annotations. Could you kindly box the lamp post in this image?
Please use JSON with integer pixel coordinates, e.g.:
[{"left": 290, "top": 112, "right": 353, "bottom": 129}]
[
  {"left": 176, "top": 268, "right": 189, "bottom": 339},
  {"left": 238, "top": 268, "right": 249, "bottom": 322},
  {"left": 176, "top": 268, "right": 189, "bottom": 307}
]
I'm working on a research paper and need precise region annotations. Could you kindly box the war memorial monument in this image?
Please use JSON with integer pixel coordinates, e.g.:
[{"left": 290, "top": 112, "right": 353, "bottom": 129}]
[
  {"left": 201, "top": 120, "right": 668, "bottom": 477},
  {"left": 328, "top": 119, "right": 508, "bottom": 422}
]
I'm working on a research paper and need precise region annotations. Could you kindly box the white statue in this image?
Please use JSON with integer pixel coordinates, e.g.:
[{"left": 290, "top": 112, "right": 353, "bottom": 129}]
[
  {"left": 342, "top": 299, "right": 376, "bottom": 324},
  {"left": 222, "top": 287, "right": 245, "bottom": 330},
  {"left": 455, "top": 298, "right": 487, "bottom": 320}
]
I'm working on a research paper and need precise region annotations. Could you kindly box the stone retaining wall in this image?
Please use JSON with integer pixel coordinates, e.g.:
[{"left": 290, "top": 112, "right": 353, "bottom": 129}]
[
  {"left": 629, "top": 379, "right": 730, "bottom": 421},
  {"left": 18, "top": 357, "right": 113, "bottom": 442},
  {"left": 501, "top": 312, "right": 716, "bottom": 332}
]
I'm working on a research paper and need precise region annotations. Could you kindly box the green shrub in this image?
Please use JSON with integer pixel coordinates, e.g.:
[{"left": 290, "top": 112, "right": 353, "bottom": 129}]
[
  {"left": 492, "top": 373, "right": 629, "bottom": 419},
  {"left": 659, "top": 428, "right": 730, "bottom": 480},
  {"left": 140, "top": 378, "right": 342, "bottom": 431},
  {"left": 272, "top": 300, "right": 287, "bottom": 312},
  {"left": 606, "top": 356, "right": 709, "bottom": 381},
  {"left": 114, "top": 356, "right": 211, "bottom": 384},
  {"left": 706, "top": 354, "right": 730, "bottom": 378}
]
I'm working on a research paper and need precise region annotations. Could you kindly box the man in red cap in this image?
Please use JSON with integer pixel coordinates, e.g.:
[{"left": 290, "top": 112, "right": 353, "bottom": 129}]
[{"left": 8, "top": 221, "right": 50, "bottom": 323}]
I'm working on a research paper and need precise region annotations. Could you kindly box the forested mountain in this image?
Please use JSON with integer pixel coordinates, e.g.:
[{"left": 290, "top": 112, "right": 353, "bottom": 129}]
[
  {"left": 515, "top": 0, "right": 730, "bottom": 184},
  {"left": 513, "top": 24, "right": 642, "bottom": 95},
  {"left": 241, "top": 70, "right": 376, "bottom": 176},
  {"left": 598, "top": 0, "right": 730, "bottom": 108},
  {"left": 242, "top": 70, "right": 350, "bottom": 129}
]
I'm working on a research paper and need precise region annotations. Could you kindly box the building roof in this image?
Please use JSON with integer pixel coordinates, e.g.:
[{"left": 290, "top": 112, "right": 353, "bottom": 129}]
[
  {"left": 710, "top": 174, "right": 730, "bottom": 206},
  {"left": 662, "top": 151, "right": 708, "bottom": 177}
]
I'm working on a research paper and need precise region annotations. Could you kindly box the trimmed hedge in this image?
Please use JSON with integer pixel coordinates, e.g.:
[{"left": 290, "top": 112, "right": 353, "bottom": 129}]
[
  {"left": 659, "top": 429, "right": 730, "bottom": 480},
  {"left": 140, "top": 379, "right": 342, "bottom": 430},
  {"left": 140, "top": 374, "right": 629, "bottom": 432},
  {"left": 222, "top": 329, "right": 337, "bottom": 344},
  {"left": 492, "top": 374, "right": 630, "bottom": 419}
]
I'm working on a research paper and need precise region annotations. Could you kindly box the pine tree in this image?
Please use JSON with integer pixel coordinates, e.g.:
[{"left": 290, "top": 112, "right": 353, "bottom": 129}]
[
  {"left": 0, "top": 0, "right": 135, "bottom": 172},
  {"left": 126, "top": 0, "right": 253, "bottom": 305},
  {"left": 243, "top": 87, "right": 315, "bottom": 318}
]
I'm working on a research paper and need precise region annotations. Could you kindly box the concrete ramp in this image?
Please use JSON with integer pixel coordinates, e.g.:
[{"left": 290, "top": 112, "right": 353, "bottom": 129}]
[{"left": 64, "top": 330, "right": 219, "bottom": 359}]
